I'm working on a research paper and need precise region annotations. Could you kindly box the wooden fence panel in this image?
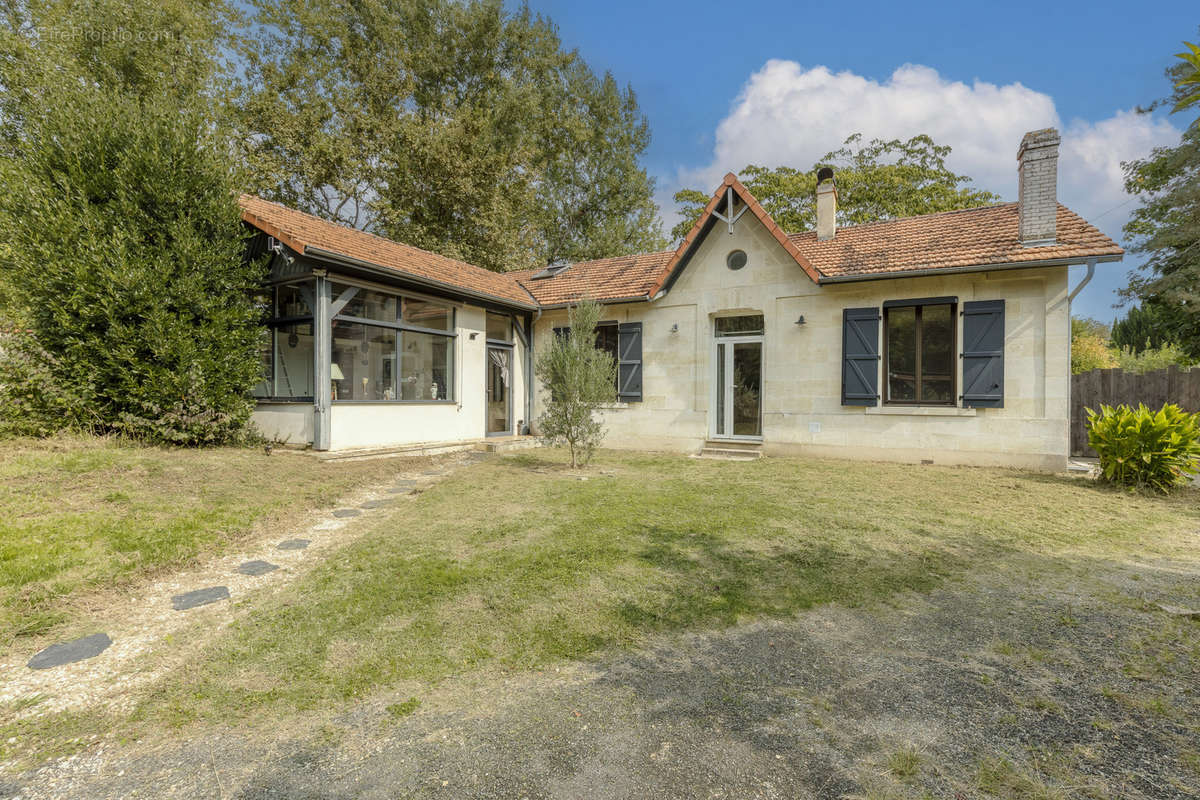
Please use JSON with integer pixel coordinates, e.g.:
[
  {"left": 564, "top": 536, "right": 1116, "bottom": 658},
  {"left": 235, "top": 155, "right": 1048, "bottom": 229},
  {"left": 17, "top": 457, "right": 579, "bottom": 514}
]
[{"left": 1071, "top": 365, "right": 1200, "bottom": 457}]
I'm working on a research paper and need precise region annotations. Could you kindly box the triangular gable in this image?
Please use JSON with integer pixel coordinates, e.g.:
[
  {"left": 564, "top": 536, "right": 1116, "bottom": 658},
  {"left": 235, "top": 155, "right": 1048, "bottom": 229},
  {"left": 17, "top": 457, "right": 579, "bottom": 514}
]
[{"left": 647, "top": 173, "right": 821, "bottom": 297}]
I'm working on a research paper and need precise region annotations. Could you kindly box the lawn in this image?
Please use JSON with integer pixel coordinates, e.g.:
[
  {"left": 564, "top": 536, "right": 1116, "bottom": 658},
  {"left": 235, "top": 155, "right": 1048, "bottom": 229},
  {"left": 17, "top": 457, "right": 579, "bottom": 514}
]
[
  {"left": 5, "top": 448, "right": 1200, "bottom": 795},
  {"left": 0, "top": 435, "right": 417, "bottom": 645},
  {"left": 141, "top": 449, "right": 1200, "bottom": 723}
]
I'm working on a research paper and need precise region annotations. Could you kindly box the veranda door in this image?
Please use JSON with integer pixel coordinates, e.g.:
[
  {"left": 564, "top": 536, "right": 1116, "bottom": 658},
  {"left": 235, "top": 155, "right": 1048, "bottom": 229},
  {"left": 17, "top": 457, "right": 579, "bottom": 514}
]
[{"left": 486, "top": 345, "right": 512, "bottom": 436}]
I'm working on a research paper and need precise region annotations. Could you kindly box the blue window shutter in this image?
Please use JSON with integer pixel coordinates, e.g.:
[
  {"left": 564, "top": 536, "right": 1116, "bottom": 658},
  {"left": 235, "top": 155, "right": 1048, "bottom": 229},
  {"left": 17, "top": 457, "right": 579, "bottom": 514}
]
[
  {"left": 617, "top": 322, "right": 642, "bottom": 402},
  {"left": 961, "top": 300, "right": 1005, "bottom": 408},
  {"left": 842, "top": 307, "right": 880, "bottom": 406}
]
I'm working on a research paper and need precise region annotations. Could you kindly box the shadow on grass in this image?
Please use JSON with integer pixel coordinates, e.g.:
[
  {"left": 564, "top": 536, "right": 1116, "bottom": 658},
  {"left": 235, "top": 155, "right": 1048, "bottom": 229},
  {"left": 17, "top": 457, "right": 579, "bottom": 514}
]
[
  {"left": 615, "top": 524, "right": 953, "bottom": 632},
  {"left": 590, "top": 547, "right": 1200, "bottom": 799}
]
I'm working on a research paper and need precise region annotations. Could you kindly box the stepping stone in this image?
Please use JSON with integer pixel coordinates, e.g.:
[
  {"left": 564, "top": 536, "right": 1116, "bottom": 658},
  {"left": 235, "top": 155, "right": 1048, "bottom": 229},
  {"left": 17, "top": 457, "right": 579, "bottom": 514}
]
[
  {"left": 237, "top": 560, "right": 279, "bottom": 576},
  {"left": 385, "top": 486, "right": 413, "bottom": 495},
  {"left": 277, "top": 538, "right": 310, "bottom": 551},
  {"left": 332, "top": 508, "right": 361, "bottom": 518},
  {"left": 421, "top": 470, "right": 443, "bottom": 476},
  {"left": 360, "top": 499, "right": 392, "bottom": 509},
  {"left": 27, "top": 633, "right": 112, "bottom": 670},
  {"left": 172, "top": 586, "right": 230, "bottom": 611},
  {"left": 395, "top": 479, "right": 418, "bottom": 487}
]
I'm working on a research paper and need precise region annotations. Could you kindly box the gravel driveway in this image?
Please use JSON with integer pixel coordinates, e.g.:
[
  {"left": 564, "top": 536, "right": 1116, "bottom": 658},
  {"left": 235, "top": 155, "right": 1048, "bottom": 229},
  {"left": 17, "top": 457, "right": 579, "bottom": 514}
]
[{"left": 16, "top": 548, "right": 1200, "bottom": 800}]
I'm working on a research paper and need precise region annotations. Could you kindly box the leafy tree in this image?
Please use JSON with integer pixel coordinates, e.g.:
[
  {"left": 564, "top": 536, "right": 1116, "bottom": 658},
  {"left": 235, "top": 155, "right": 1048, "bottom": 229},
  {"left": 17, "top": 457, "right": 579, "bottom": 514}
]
[
  {"left": 1071, "top": 333, "right": 1117, "bottom": 375},
  {"left": 1070, "top": 317, "right": 1115, "bottom": 375},
  {"left": 671, "top": 134, "right": 999, "bottom": 241},
  {"left": 1113, "top": 343, "right": 1194, "bottom": 374},
  {"left": 0, "top": 1, "right": 265, "bottom": 444},
  {"left": 1072, "top": 317, "right": 1111, "bottom": 341},
  {"left": 1171, "top": 41, "right": 1200, "bottom": 114},
  {"left": 0, "top": 0, "right": 240, "bottom": 321},
  {"left": 1110, "top": 304, "right": 1175, "bottom": 354},
  {"left": 235, "top": 0, "right": 665, "bottom": 272},
  {"left": 1120, "top": 31, "right": 1200, "bottom": 361},
  {"left": 535, "top": 298, "right": 615, "bottom": 468}
]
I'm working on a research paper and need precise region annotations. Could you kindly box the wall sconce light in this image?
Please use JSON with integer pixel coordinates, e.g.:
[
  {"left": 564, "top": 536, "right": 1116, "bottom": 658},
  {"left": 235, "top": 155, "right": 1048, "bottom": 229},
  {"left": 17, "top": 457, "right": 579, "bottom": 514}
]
[
  {"left": 469, "top": 332, "right": 479, "bottom": 340},
  {"left": 670, "top": 323, "right": 679, "bottom": 334},
  {"left": 795, "top": 315, "right": 806, "bottom": 326}
]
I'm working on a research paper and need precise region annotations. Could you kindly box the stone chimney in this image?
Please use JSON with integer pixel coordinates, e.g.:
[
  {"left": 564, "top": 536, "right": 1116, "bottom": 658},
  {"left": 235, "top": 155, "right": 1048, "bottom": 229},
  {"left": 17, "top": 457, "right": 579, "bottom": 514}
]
[
  {"left": 1017, "top": 128, "right": 1060, "bottom": 246},
  {"left": 816, "top": 167, "right": 837, "bottom": 241}
]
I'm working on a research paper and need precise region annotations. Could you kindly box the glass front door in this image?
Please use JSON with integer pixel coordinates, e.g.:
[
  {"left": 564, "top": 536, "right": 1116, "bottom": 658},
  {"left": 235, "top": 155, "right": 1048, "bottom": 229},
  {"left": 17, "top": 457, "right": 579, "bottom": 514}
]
[
  {"left": 486, "top": 346, "right": 511, "bottom": 435},
  {"left": 714, "top": 338, "right": 762, "bottom": 438}
]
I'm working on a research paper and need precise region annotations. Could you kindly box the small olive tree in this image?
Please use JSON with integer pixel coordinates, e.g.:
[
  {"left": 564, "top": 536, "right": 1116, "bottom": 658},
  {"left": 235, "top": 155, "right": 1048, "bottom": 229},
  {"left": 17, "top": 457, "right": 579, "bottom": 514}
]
[{"left": 536, "top": 298, "right": 617, "bottom": 468}]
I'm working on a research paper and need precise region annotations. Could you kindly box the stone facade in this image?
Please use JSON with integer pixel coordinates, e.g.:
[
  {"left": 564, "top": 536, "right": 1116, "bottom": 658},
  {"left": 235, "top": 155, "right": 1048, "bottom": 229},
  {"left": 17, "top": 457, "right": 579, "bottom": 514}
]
[{"left": 532, "top": 209, "right": 1072, "bottom": 470}]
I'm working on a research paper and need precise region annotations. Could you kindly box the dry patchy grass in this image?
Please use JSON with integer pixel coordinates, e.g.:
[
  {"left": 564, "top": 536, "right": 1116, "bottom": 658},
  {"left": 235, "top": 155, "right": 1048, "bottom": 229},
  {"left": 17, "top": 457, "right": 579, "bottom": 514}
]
[
  {"left": 137, "top": 449, "right": 1200, "bottom": 725},
  {"left": 0, "top": 435, "right": 422, "bottom": 645}
]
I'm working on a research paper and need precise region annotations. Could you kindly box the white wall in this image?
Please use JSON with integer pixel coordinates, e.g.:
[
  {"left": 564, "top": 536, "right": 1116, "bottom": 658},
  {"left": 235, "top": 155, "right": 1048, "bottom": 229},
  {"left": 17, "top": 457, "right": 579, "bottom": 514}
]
[
  {"left": 533, "top": 211, "right": 1072, "bottom": 470},
  {"left": 251, "top": 403, "right": 314, "bottom": 446},
  {"left": 252, "top": 301, "right": 528, "bottom": 451},
  {"left": 329, "top": 303, "right": 527, "bottom": 451}
]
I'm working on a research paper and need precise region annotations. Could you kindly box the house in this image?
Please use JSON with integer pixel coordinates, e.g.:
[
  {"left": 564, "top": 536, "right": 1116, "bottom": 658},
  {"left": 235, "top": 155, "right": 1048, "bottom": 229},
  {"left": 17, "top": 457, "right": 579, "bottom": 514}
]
[{"left": 243, "top": 128, "right": 1123, "bottom": 469}]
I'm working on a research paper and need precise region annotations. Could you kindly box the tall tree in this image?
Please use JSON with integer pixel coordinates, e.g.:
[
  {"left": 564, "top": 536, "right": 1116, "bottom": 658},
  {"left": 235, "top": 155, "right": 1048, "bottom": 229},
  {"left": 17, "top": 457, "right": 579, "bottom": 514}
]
[
  {"left": 671, "top": 134, "right": 999, "bottom": 241},
  {"left": 235, "top": 0, "right": 665, "bottom": 272},
  {"left": 1110, "top": 304, "right": 1177, "bottom": 354},
  {"left": 0, "top": 0, "right": 239, "bottom": 321},
  {"left": 1120, "top": 31, "right": 1200, "bottom": 360},
  {"left": 0, "top": 0, "right": 265, "bottom": 443},
  {"left": 1171, "top": 40, "right": 1200, "bottom": 113}
]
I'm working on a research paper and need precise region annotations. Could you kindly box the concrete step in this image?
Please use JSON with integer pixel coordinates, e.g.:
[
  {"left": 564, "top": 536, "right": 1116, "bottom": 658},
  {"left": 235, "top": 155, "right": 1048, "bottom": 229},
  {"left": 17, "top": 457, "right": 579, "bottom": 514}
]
[
  {"left": 703, "top": 439, "right": 762, "bottom": 451},
  {"left": 316, "top": 441, "right": 478, "bottom": 462},
  {"left": 695, "top": 446, "right": 762, "bottom": 461},
  {"left": 315, "top": 435, "right": 539, "bottom": 462},
  {"left": 479, "top": 436, "right": 541, "bottom": 453}
]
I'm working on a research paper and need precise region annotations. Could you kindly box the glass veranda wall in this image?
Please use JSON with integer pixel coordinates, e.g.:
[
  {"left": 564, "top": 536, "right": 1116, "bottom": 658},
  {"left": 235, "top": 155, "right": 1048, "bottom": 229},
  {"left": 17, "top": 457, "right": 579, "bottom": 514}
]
[{"left": 254, "top": 277, "right": 459, "bottom": 448}]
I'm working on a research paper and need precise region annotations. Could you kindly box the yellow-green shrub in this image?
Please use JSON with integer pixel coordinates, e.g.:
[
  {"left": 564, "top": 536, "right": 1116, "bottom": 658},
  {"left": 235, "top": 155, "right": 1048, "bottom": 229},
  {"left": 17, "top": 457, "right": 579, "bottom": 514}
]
[{"left": 1086, "top": 403, "right": 1200, "bottom": 493}]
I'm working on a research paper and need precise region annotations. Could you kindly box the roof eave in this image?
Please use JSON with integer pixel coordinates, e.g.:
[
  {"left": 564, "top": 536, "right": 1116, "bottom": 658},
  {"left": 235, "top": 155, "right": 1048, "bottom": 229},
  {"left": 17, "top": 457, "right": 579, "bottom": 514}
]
[
  {"left": 241, "top": 211, "right": 307, "bottom": 255},
  {"left": 815, "top": 252, "right": 1124, "bottom": 284},
  {"left": 534, "top": 294, "right": 652, "bottom": 310},
  {"left": 304, "top": 245, "right": 537, "bottom": 311}
]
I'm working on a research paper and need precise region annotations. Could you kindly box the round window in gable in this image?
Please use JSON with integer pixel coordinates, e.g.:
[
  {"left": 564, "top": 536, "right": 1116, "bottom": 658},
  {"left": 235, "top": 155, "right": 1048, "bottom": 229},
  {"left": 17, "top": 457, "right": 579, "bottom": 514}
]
[{"left": 726, "top": 249, "right": 748, "bottom": 270}]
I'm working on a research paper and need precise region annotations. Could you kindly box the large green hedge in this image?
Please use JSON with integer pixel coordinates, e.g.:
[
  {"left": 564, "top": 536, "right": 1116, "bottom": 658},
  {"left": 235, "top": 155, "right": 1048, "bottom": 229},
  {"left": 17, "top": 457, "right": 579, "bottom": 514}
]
[{"left": 0, "top": 87, "right": 266, "bottom": 444}]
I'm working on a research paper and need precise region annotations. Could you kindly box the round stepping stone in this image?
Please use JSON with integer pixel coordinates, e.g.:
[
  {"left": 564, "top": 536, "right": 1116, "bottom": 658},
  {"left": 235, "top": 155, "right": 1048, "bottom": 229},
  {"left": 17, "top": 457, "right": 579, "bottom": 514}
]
[
  {"left": 332, "top": 508, "right": 361, "bottom": 518},
  {"left": 385, "top": 486, "right": 413, "bottom": 495},
  {"left": 172, "top": 586, "right": 230, "bottom": 611},
  {"left": 237, "top": 560, "right": 279, "bottom": 576},
  {"left": 277, "top": 538, "right": 310, "bottom": 550},
  {"left": 27, "top": 633, "right": 112, "bottom": 670},
  {"left": 360, "top": 499, "right": 392, "bottom": 509}
]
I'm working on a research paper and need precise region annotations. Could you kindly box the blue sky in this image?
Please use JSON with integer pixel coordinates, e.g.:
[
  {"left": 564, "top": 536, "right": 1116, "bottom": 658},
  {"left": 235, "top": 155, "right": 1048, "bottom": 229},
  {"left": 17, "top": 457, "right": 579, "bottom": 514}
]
[{"left": 523, "top": 0, "right": 1198, "bottom": 323}]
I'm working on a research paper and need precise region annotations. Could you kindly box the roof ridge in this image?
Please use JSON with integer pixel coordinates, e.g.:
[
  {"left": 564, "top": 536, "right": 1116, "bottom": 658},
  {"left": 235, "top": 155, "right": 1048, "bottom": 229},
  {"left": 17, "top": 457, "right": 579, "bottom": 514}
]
[{"left": 786, "top": 201, "right": 1019, "bottom": 238}]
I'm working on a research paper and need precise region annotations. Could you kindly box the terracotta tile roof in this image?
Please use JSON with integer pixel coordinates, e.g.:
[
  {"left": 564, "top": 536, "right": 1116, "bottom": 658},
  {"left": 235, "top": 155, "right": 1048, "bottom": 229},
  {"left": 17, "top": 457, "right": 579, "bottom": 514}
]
[
  {"left": 511, "top": 250, "right": 675, "bottom": 307},
  {"left": 238, "top": 195, "right": 537, "bottom": 309},
  {"left": 241, "top": 188, "right": 1124, "bottom": 312},
  {"left": 517, "top": 201, "right": 1123, "bottom": 304},
  {"left": 789, "top": 202, "right": 1123, "bottom": 279}
]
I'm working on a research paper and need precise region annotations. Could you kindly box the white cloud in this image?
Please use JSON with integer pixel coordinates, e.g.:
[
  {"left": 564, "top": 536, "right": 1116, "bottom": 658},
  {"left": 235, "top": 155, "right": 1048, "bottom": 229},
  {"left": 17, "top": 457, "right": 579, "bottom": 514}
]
[{"left": 672, "top": 60, "right": 1181, "bottom": 244}]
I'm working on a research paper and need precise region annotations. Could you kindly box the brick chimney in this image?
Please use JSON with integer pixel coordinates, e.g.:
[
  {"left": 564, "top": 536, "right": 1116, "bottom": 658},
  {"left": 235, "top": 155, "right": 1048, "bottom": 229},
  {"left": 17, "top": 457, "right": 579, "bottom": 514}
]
[
  {"left": 816, "top": 167, "right": 837, "bottom": 241},
  {"left": 1017, "top": 128, "right": 1060, "bottom": 246}
]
